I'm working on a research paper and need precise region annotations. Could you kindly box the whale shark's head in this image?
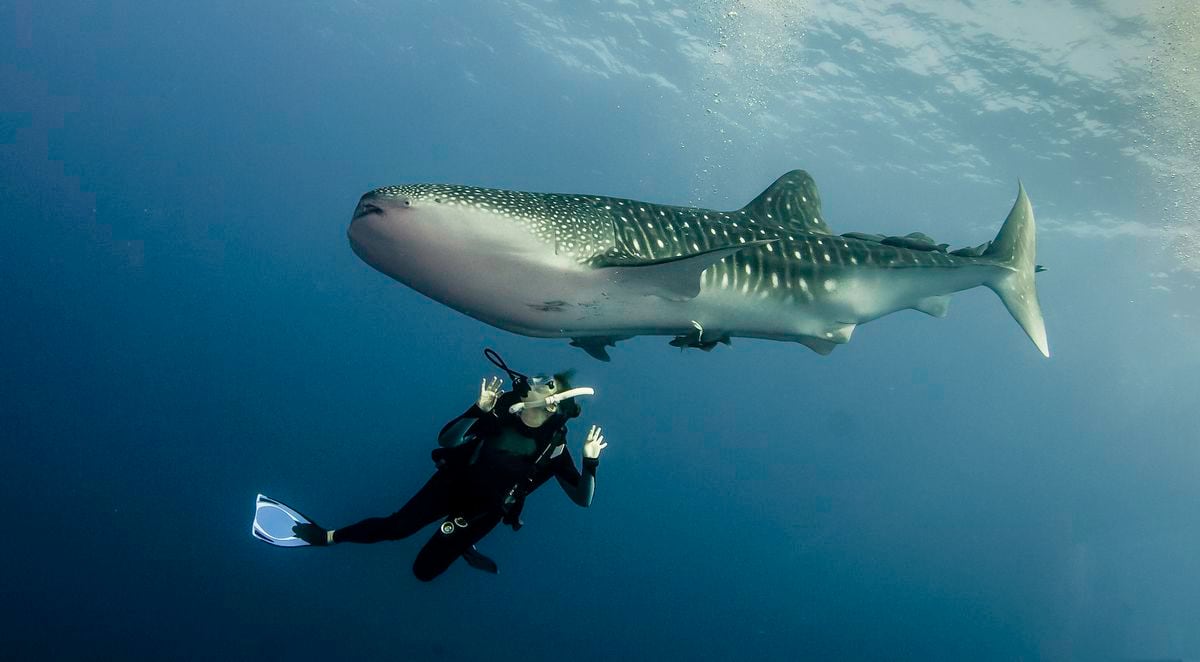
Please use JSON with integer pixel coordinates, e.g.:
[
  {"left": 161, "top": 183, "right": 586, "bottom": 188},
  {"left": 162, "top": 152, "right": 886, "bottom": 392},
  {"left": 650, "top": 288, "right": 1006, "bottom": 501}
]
[
  {"left": 346, "top": 184, "right": 610, "bottom": 329},
  {"left": 350, "top": 185, "right": 472, "bottom": 264},
  {"left": 348, "top": 184, "right": 547, "bottom": 289}
]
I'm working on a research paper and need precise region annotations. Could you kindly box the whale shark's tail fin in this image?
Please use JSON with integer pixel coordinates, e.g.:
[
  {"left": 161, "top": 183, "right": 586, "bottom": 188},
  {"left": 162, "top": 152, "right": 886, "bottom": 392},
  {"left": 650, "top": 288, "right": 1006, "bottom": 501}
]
[{"left": 983, "top": 182, "right": 1049, "bottom": 357}]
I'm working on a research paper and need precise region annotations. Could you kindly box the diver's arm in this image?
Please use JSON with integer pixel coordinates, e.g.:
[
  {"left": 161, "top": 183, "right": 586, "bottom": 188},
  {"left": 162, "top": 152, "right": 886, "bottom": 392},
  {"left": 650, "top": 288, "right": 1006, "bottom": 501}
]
[
  {"left": 437, "top": 408, "right": 483, "bottom": 448},
  {"left": 555, "top": 424, "right": 605, "bottom": 506},
  {"left": 553, "top": 446, "right": 597, "bottom": 507},
  {"left": 438, "top": 376, "right": 504, "bottom": 448}
]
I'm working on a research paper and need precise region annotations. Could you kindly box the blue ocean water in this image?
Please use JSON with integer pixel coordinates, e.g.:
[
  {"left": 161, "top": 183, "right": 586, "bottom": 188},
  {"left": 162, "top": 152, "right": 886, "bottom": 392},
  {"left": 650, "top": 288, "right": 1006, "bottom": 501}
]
[{"left": 3, "top": 2, "right": 1198, "bottom": 660}]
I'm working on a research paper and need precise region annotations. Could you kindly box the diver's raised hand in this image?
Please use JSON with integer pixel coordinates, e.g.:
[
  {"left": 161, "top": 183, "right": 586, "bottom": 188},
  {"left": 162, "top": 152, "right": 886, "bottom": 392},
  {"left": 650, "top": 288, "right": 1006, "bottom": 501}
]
[
  {"left": 582, "top": 424, "right": 607, "bottom": 460},
  {"left": 478, "top": 376, "right": 504, "bottom": 412}
]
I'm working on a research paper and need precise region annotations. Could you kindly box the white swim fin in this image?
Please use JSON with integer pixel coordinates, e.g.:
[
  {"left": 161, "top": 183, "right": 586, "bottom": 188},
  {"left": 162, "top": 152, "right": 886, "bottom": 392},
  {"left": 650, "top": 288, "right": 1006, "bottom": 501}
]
[{"left": 252, "top": 494, "right": 314, "bottom": 547}]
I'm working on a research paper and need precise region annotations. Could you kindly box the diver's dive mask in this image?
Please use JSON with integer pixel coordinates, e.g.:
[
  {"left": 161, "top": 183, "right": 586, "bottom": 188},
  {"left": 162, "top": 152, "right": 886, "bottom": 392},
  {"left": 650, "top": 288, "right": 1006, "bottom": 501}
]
[
  {"left": 527, "top": 375, "right": 556, "bottom": 391},
  {"left": 508, "top": 384, "right": 595, "bottom": 415},
  {"left": 483, "top": 348, "right": 594, "bottom": 416}
]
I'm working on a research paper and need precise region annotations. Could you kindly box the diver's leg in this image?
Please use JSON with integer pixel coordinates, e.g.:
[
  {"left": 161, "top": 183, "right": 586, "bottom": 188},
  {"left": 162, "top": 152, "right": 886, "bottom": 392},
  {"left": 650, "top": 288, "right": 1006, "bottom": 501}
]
[
  {"left": 412, "top": 512, "right": 501, "bottom": 582},
  {"left": 333, "top": 472, "right": 452, "bottom": 544}
]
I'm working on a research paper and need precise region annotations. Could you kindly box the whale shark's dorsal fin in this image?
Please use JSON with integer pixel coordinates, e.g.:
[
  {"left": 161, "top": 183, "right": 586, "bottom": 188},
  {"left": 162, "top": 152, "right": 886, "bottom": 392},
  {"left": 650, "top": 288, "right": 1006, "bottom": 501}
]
[{"left": 740, "top": 170, "right": 832, "bottom": 235}]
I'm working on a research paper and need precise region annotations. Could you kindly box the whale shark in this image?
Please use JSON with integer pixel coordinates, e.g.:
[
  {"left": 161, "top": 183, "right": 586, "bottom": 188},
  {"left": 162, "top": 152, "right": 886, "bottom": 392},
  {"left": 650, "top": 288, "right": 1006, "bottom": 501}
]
[{"left": 347, "top": 170, "right": 1048, "bottom": 361}]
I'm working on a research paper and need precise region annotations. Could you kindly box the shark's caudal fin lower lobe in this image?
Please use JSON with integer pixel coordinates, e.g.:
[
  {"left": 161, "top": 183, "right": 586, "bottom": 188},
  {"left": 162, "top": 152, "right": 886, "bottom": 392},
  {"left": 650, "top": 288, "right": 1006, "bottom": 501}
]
[{"left": 982, "top": 182, "right": 1049, "bottom": 357}]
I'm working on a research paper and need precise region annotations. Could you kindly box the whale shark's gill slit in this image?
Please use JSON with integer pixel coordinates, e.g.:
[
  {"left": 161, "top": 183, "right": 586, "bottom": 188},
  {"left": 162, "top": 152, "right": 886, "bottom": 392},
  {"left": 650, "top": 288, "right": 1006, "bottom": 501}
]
[{"left": 528, "top": 301, "right": 569, "bottom": 313}]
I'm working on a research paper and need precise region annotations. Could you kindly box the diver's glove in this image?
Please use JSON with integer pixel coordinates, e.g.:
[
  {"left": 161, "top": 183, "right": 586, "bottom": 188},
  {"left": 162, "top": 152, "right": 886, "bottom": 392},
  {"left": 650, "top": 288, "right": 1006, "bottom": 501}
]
[
  {"left": 582, "top": 424, "right": 607, "bottom": 461},
  {"left": 292, "top": 522, "right": 335, "bottom": 546},
  {"left": 477, "top": 376, "right": 504, "bottom": 413}
]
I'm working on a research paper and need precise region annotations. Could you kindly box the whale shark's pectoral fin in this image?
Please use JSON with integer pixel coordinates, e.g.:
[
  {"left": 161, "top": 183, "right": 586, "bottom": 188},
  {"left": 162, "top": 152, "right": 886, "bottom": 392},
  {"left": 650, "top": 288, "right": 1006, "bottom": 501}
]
[
  {"left": 569, "top": 336, "right": 626, "bottom": 362},
  {"left": 795, "top": 336, "right": 837, "bottom": 355},
  {"left": 592, "top": 240, "right": 776, "bottom": 301},
  {"left": 913, "top": 295, "right": 951, "bottom": 318}
]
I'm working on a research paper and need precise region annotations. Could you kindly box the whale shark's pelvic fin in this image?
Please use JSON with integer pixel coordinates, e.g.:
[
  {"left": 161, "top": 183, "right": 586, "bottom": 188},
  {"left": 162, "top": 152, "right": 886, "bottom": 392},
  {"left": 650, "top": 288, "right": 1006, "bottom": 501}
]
[
  {"left": 795, "top": 336, "right": 837, "bottom": 355},
  {"left": 569, "top": 336, "right": 627, "bottom": 362},
  {"left": 913, "top": 295, "right": 952, "bottom": 318}
]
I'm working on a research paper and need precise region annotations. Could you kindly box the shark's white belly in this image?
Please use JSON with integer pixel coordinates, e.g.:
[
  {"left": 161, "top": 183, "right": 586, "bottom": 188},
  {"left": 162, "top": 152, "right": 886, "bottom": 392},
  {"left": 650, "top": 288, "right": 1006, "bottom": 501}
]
[
  {"left": 476, "top": 262, "right": 998, "bottom": 342},
  {"left": 356, "top": 203, "right": 999, "bottom": 343}
]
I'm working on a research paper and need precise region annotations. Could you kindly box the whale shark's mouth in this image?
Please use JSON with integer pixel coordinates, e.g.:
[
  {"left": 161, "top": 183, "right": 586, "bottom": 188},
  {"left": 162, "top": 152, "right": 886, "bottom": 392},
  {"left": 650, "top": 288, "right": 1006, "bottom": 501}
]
[
  {"left": 352, "top": 201, "right": 384, "bottom": 220},
  {"left": 347, "top": 198, "right": 393, "bottom": 267}
]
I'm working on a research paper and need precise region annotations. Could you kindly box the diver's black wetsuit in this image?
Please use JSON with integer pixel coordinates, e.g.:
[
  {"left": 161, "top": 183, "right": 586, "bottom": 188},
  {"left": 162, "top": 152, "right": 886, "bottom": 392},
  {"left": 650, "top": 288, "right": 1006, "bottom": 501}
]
[{"left": 333, "top": 394, "right": 598, "bottom": 581}]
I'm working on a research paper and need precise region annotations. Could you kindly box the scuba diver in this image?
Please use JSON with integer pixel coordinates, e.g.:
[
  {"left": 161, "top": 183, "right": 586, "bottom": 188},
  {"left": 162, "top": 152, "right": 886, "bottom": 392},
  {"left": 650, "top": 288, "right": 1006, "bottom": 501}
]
[{"left": 252, "top": 349, "right": 607, "bottom": 581}]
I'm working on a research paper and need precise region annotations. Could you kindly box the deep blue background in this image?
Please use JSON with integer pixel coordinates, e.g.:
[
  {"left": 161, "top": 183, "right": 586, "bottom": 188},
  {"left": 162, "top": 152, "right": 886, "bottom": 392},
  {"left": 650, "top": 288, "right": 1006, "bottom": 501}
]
[{"left": 3, "top": 2, "right": 1197, "bottom": 660}]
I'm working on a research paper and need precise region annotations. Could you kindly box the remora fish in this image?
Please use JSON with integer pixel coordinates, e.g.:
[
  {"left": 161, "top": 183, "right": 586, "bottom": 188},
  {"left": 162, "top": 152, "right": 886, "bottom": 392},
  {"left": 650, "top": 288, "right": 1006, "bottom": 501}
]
[{"left": 347, "top": 170, "right": 1048, "bottom": 361}]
